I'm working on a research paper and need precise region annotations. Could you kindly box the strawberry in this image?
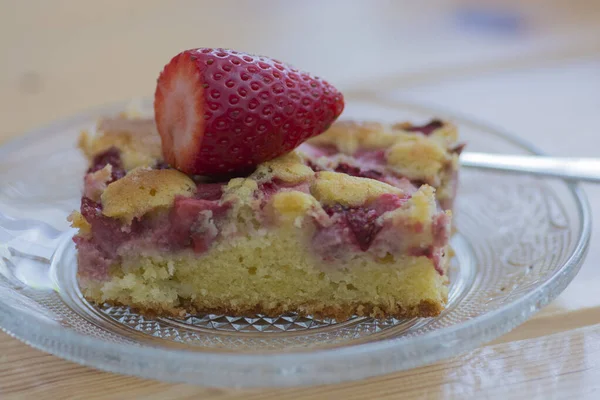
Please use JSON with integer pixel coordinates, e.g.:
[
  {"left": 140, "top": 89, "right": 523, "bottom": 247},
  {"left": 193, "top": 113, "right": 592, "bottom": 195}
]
[{"left": 154, "top": 48, "right": 345, "bottom": 176}]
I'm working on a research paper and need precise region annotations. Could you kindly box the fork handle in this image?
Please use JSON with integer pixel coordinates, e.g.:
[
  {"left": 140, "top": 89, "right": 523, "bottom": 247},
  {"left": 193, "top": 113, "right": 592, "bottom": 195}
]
[{"left": 460, "top": 152, "right": 600, "bottom": 183}]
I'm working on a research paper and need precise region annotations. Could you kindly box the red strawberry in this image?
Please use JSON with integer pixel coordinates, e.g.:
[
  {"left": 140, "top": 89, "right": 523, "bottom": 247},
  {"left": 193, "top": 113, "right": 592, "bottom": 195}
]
[{"left": 154, "top": 48, "right": 344, "bottom": 176}]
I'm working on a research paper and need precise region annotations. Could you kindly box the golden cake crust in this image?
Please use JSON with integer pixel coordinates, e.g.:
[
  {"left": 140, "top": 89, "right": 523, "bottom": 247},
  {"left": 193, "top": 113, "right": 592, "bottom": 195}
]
[
  {"left": 269, "top": 191, "right": 321, "bottom": 221},
  {"left": 308, "top": 121, "right": 400, "bottom": 154},
  {"left": 99, "top": 297, "right": 445, "bottom": 321},
  {"left": 310, "top": 171, "right": 404, "bottom": 206},
  {"left": 101, "top": 167, "right": 196, "bottom": 223},
  {"left": 307, "top": 120, "right": 458, "bottom": 151},
  {"left": 307, "top": 119, "right": 460, "bottom": 186},
  {"left": 252, "top": 152, "right": 314, "bottom": 183}
]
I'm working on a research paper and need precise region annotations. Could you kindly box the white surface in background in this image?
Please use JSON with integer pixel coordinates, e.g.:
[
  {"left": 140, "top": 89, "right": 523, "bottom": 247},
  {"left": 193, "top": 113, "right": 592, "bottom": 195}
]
[{"left": 1, "top": 0, "right": 600, "bottom": 135}]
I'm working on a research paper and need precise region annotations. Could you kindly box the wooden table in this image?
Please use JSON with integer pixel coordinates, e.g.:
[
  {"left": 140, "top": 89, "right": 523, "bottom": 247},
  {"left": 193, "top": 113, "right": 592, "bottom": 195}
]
[{"left": 1, "top": 1, "right": 599, "bottom": 398}]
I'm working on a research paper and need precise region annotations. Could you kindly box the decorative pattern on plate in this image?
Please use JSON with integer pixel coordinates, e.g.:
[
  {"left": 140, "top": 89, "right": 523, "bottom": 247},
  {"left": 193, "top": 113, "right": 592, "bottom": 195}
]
[
  {"left": 1, "top": 174, "right": 568, "bottom": 350},
  {"left": 0, "top": 100, "right": 589, "bottom": 387}
]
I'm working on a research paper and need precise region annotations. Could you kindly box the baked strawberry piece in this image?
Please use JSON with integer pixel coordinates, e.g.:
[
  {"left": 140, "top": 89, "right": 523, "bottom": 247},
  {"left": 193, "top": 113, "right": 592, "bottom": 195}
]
[
  {"left": 70, "top": 49, "right": 460, "bottom": 320},
  {"left": 303, "top": 120, "right": 462, "bottom": 211}
]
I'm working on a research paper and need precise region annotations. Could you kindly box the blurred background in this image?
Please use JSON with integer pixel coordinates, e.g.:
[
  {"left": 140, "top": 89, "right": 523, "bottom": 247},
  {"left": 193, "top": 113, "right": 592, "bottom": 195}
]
[
  {"left": 0, "top": 0, "right": 599, "bottom": 319},
  {"left": 1, "top": 0, "right": 599, "bottom": 134}
]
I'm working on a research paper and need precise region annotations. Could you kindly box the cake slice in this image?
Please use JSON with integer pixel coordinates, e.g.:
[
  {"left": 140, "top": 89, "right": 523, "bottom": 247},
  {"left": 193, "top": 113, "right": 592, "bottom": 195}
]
[{"left": 70, "top": 115, "right": 460, "bottom": 319}]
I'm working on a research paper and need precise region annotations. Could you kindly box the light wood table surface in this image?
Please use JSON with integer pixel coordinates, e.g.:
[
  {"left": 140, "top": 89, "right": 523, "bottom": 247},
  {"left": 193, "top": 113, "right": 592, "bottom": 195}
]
[{"left": 1, "top": 1, "right": 600, "bottom": 398}]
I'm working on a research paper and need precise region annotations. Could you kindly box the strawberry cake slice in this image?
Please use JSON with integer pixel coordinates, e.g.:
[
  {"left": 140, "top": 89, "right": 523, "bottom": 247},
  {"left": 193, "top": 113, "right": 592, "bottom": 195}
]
[{"left": 69, "top": 48, "right": 460, "bottom": 319}]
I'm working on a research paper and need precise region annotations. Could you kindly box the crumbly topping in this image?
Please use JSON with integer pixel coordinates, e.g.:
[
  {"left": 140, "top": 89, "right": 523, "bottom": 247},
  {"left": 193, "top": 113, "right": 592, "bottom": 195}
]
[
  {"left": 252, "top": 152, "right": 314, "bottom": 184},
  {"left": 77, "top": 116, "right": 459, "bottom": 225},
  {"left": 222, "top": 178, "right": 259, "bottom": 203},
  {"left": 307, "top": 120, "right": 459, "bottom": 185},
  {"left": 79, "top": 117, "right": 162, "bottom": 171},
  {"left": 101, "top": 167, "right": 196, "bottom": 223},
  {"left": 387, "top": 184, "right": 438, "bottom": 223},
  {"left": 308, "top": 121, "right": 400, "bottom": 154},
  {"left": 83, "top": 164, "right": 113, "bottom": 202},
  {"left": 393, "top": 121, "right": 458, "bottom": 144},
  {"left": 308, "top": 120, "right": 458, "bottom": 153},
  {"left": 269, "top": 191, "right": 320, "bottom": 222},
  {"left": 310, "top": 171, "right": 404, "bottom": 206},
  {"left": 386, "top": 136, "right": 448, "bottom": 186}
]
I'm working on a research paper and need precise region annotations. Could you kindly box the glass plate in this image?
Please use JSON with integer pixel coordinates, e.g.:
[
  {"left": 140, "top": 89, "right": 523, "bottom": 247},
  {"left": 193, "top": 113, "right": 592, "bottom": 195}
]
[{"left": 0, "top": 97, "right": 591, "bottom": 387}]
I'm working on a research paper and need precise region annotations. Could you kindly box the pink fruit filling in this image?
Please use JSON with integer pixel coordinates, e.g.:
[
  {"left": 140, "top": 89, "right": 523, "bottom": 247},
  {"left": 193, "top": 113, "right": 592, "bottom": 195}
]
[
  {"left": 88, "top": 147, "right": 126, "bottom": 182},
  {"left": 193, "top": 183, "right": 224, "bottom": 201},
  {"left": 169, "top": 196, "right": 230, "bottom": 253},
  {"left": 405, "top": 119, "right": 444, "bottom": 135},
  {"left": 354, "top": 149, "right": 386, "bottom": 164},
  {"left": 77, "top": 150, "right": 234, "bottom": 281},
  {"left": 257, "top": 178, "right": 311, "bottom": 205},
  {"left": 334, "top": 162, "right": 383, "bottom": 181},
  {"left": 76, "top": 189, "right": 230, "bottom": 281},
  {"left": 311, "top": 192, "right": 449, "bottom": 274},
  {"left": 323, "top": 205, "right": 383, "bottom": 252}
]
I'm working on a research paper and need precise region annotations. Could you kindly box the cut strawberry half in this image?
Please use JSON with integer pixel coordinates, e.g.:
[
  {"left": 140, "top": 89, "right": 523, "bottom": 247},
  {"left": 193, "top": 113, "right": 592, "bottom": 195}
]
[
  {"left": 154, "top": 48, "right": 344, "bottom": 176},
  {"left": 155, "top": 54, "right": 205, "bottom": 174}
]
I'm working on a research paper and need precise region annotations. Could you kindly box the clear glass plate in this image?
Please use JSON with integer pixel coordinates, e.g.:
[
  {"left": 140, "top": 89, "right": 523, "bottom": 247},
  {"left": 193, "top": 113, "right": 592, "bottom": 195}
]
[{"left": 0, "top": 97, "right": 591, "bottom": 387}]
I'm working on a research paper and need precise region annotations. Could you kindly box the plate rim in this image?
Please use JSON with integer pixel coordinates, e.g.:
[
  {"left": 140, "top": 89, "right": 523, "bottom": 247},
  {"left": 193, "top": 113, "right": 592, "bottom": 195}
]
[{"left": 0, "top": 96, "right": 592, "bottom": 387}]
